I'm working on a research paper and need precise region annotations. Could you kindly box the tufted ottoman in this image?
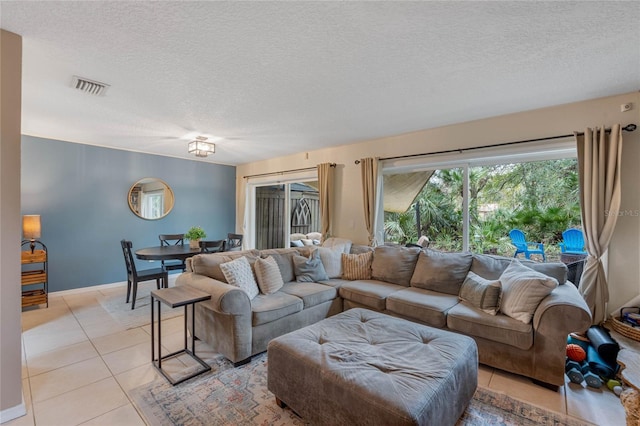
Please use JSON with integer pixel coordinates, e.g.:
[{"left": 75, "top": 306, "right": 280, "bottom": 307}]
[{"left": 267, "top": 308, "right": 478, "bottom": 426}]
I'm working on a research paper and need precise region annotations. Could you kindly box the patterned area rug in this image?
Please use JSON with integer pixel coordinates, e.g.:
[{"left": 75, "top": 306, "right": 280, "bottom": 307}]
[
  {"left": 130, "top": 353, "right": 587, "bottom": 426},
  {"left": 98, "top": 285, "right": 182, "bottom": 329}
]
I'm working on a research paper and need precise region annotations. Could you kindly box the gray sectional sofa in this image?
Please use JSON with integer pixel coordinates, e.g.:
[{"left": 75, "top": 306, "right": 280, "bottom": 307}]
[{"left": 176, "top": 241, "right": 592, "bottom": 386}]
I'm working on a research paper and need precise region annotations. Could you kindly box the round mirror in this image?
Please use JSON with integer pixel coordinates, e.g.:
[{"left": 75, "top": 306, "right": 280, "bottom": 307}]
[{"left": 128, "top": 178, "right": 175, "bottom": 220}]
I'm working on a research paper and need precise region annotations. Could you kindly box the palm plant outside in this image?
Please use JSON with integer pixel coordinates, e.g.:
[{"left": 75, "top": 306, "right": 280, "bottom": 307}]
[{"left": 384, "top": 158, "right": 581, "bottom": 260}]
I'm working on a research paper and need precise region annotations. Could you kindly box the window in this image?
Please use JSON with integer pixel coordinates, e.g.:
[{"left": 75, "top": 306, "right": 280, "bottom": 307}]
[{"left": 382, "top": 139, "right": 579, "bottom": 260}]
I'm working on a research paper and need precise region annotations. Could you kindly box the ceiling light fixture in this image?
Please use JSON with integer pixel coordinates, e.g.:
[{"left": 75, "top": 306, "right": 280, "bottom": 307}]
[{"left": 188, "top": 136, "right": 215, "bottom": 157}]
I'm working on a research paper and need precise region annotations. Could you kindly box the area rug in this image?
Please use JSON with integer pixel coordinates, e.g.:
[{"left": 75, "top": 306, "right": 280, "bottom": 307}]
[
  {"left": 130, "top": 353, "right": 588, "bottom": 426},
  {"left": 98, "top": 285, "right": 183, "bottom": 329}
]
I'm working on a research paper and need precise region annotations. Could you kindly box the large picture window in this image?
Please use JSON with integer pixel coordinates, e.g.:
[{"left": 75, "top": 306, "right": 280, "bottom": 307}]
[{"left": 382, "top": 140, "right": 579, "bottom": 261}]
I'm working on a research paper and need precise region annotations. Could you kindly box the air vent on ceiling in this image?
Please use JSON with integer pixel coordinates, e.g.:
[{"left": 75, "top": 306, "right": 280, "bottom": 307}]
[{"left": 71, "top": 76, "right": 110, "bottom": 96}]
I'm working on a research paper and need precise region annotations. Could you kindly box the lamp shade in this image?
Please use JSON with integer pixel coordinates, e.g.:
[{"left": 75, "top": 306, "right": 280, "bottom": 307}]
[{"left": 23, "top": 215, "right": 41, "bottom": 239}]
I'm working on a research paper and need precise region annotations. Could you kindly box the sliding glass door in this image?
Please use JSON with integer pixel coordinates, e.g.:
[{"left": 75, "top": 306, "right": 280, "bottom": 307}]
[{"left": 253, "top": 179, "right": 320, "bottom": 250}]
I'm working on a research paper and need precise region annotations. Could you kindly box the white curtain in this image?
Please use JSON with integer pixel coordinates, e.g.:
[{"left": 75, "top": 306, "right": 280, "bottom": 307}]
[
  {"left": 575, "top": 124, "right": 623, "bottom": 325},
  {"left": 360, "top": 157, "right": 380, "bottom": 246},
  {"left": 317, "top": 163, "right": 334, "bottom": 241}
]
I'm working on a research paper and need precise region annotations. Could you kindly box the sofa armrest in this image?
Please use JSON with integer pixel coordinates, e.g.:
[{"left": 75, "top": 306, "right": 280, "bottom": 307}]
[
  {"left": 176, "top": 272, "right": 250, "bottom": 315},
  {"left": 533, "top": 283, "right": 592, "bottom": 333}
]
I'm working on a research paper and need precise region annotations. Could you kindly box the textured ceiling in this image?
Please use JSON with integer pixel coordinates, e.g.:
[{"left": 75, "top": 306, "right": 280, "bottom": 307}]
[{"left": 2, "top": 1, "right": 639, "bottom": 165}]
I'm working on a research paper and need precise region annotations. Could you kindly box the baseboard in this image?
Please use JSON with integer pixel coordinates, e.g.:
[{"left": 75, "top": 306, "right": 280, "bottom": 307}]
[
  {"left": 50, "top": 274, "right": 179, "bottom": 297},
  {"left": 0, "top": 399, "right": 26, "bottom": 424}
]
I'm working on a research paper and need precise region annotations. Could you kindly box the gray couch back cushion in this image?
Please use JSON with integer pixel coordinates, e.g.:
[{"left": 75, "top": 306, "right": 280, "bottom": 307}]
[
  {"left": 191, "top": 250, "right": 260, "bottom": 282},
  {"left": 371, "top": 246, "right": 421, "bottom": 286},
  {"left": 410, "top": 250, "right": 473, "bottom": 295},
  {"left": 260, "top": 248, "right": 302, "bottom": 283},
  {"left": 471, "top": 254, "right": 567, "bottom": 284}
]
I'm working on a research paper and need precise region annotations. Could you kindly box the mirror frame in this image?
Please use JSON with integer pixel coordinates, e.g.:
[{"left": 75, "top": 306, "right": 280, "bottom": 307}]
[{"left": 128, "top": 177, "right": 175, "bottom": 220}]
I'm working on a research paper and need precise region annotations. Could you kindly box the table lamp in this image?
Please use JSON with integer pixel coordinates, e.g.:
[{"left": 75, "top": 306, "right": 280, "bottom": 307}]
[{"left": 23, "top": 215, "right": 42, "bottom": 254}]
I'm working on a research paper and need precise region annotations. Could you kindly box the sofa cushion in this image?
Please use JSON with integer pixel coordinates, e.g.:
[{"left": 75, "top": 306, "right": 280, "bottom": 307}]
[
  {"left": 190, "top": 250, "right": 259, "bottom": 282},
  {"left": 447, "top": 302, "right": 533, "bottom": 350},
  {"left": 342, "top": 251, "right": 373, "bottom": 280},
  {"left": 371, "top": 246, "right": 421, "bottom": 287},
  {"left": 410, "top": 250, "right": 473, "bottom": 295},
  {"left": 293, "top": 250, "right": 329, "bottom": 282},
  {"left": 260, "top": 248, "right": 300, "bottom": 283},
  {"left": 471, "top": 254, "right": 567, "bottom": 284},
  {"left": 499, "top": 260, "right": 558, "bottom": 324},
  {"left": 280, "top": 282, "right": 337, "bottom": 308},
  {"left": 315, "top": 246, "right": 344, "bottom": 279},
  {"left": 316, "top": 278, "right": 352, "bottom": 290},
  {"left": 459, "top": 271, "right": 502, "bottom": 315},
  {"left": 220, "top": 256, "right": 259, "bottom": 300},
  {"left": 386, "top": 287, "right": 460, "bottom": 328},
  {"left": 251, "top": 291, "right": 303, "bottom": 326},
  {"left": 254, "top": 256, "right": 284, "bottom": 295},
  {"left": 339, "top": 279, "right": 405, "bottom": 311}
]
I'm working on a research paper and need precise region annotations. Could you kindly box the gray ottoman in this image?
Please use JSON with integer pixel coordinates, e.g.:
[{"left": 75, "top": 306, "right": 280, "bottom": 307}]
[{"left": 267, "top": 308, "right": 478, "bottom": 426}]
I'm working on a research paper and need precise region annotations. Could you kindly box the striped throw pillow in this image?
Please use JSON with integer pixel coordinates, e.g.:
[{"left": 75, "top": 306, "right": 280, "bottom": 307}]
[
  {"left": 341, "top": 251, "right": 373, "bottom": 280},
  {"left": 254, "top": 256, "right": 284, "bottom": 294}
]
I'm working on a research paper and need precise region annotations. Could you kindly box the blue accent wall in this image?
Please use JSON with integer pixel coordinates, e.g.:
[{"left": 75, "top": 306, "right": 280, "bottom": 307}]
[{"left": 21, "top": 136, "right": 236, "bottom": 292}]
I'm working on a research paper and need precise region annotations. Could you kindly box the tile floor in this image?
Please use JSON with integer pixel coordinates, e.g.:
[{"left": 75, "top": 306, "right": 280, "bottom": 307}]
[{"left": 7, "top": 281, "right": 627, "bottom": 426}]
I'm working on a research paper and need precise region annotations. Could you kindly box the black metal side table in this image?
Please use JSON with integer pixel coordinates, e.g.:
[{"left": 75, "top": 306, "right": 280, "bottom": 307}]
[{"left": 150, "top": 286, "right": 212, "bottom": 385}]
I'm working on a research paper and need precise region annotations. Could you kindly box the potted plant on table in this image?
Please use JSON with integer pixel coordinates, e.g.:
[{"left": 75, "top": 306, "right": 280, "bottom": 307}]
[{"left": 185, "top": 226, "right": 207, "bottom": 249}]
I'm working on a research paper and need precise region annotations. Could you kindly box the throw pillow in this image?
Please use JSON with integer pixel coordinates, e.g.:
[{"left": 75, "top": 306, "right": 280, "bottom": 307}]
[
  {"left": 219, "top": 256, "right": 259, "bottom": 299},
  {"left": 301, "top": 238, "right": 314, "bottom": 246},
  {"left": 290, "top": 240, "right": 304, "bottom": 247},
  {"left": 499, "top": 259, "right": 558, "bottom": 323},
  {"left": 316, "top": 246, "right": 343, "bottom": 279},
  {"left": 254, "top": 256, "right": 284, "bottom": 294},
  {"left": 371, "top": 245, "right": 421, "bottom": 286},
  {"left": 341, "top": 251, "right": 373, "bottom": 280},
  {"left": 293, "top": 250, "right": 329, "bottom": 282},
  {"left": 259, "top": 249, "right": 299, "bottom": 282},
  {"left": 459, "top": 271, "right": 502, "bottom": 315},
  {"left": 410, "top": 250, "right": 473, "bottom": 295}
]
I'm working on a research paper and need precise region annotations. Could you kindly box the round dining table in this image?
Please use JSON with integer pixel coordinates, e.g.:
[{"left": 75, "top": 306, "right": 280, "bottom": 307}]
[{"left": 135, "top": 245, "right": 202, "bottom": 262}]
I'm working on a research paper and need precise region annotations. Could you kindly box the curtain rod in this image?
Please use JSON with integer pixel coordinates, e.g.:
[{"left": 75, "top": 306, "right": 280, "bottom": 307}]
[
  {"left": 243, "top": 163, "right": 336, "bottom": 179},
  {"left": 354, "top": 123, "right": 637, "bottom": 164}
]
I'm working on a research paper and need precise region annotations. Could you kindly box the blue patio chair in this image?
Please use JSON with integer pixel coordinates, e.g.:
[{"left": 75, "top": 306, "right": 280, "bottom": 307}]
[
  {"left": 559, "top": 229, "right": 587, "bottom": 255},
  {"left": 508, "top": 229, "right": 546, "bottom": 261}
]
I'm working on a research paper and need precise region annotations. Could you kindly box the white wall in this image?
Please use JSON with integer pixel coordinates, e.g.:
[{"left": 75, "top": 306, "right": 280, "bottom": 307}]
[
  {"left": 236, "top": 91, "right": 640, "bottom": 315},
  {"left": 0, "top": 29, "right": 25, "bottom": 422}
]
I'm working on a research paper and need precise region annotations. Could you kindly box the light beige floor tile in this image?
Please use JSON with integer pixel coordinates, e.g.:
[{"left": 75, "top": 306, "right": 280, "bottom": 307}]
[
  {"left": 114, "top": 363, "right": 163, "bottom": 393},
  {"left": 141, "top": 314, "right": 185, "bottom": 336},
  {"left": 26, "top": 340, "right": 98, "bottom": 377},
  {"left": 477, "top": 364, "right": 493, "bottom": 387},
  {"left": 80, "top": 316, "right": 127, "bottom": 340},
  {"left": 22, "top": 327, "right": 88, "bottom": 358},
  {"left": 22, "top": 309, "right": 83, "bottom": 335},
  {"left": 29, "top": 356, "right": 110, "bottom": 403},
  {"left": 91, "top": 328, "right": 149, "bottom": 355},
  {"left": 565, "top": 379, "right": 626, "bottom": 425},
  {"left": 79, "top": 404, "right": 145, "bottom": 426},
  {"left": 488, "top": 369, "right": 566, "bottom": 414},
  {"left": 102, "top": 341, "right": 152, "bottom": 375},
  {"left": 21, "top": 302, "right": 69, "bottom": 328},
  {"left": 32, "top": 377, "right": 128, "bottom": 426}
]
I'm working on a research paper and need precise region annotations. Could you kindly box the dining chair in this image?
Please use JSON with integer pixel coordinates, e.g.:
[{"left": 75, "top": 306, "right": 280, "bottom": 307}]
[
  {"left": 158, "top": 233, "right": 186, "bottom": 272},
  {"left": 199, "top": 239, "right": 226, "bottom": 253},
  {"left": 120, "top": 240, "right": 168, "bottom": 310},
  {"left": 226, "top": 233, "right": 243, "bottom": 251}
]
